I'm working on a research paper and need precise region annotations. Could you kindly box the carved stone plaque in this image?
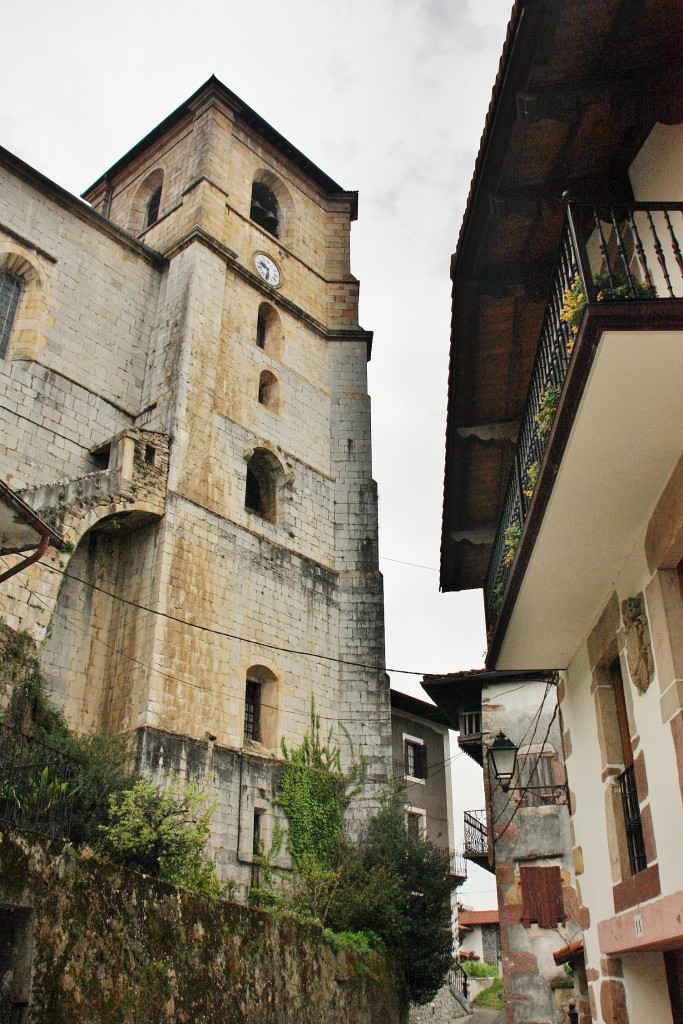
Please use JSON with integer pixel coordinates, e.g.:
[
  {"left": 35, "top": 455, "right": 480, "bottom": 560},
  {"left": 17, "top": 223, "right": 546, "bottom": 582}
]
[{"left": 621, "top": 594, "right": 654, "bottom": 694}]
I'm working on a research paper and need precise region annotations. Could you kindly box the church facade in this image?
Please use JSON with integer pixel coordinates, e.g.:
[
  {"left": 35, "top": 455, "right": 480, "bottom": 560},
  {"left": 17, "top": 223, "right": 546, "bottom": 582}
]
[{"left": 0, "top": 77, "right": 391, "bottom": 892}]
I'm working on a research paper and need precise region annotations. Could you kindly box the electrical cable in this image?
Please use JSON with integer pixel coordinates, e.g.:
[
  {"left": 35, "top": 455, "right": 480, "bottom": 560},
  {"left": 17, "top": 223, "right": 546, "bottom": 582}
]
[{"left": 493, "top": 700, "right": 561, "bottom": 844}]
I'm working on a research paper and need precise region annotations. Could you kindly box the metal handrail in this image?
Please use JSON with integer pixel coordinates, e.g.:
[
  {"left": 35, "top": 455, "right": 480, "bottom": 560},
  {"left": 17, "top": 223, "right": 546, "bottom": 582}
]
[
  {"left": 484, "top": 200, "right": 683, "bottom": 629},
  {"left": 0, "top": 722, "right": 77, "bottom": 840},
  {"left": 464, "top": 809, "right": 488, "bottom": 857}
]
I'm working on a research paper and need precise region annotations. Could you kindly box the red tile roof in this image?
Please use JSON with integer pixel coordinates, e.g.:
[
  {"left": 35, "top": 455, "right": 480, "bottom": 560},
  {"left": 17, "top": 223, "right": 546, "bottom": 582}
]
[{"left": 459, "top": 909, "right": 499, "bottom": 927}]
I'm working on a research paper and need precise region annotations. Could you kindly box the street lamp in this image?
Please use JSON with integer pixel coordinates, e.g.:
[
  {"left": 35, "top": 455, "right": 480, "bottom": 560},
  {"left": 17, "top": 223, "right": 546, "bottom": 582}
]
[{"left": 488, "top": 732, "right": 518, "bottom": 791}]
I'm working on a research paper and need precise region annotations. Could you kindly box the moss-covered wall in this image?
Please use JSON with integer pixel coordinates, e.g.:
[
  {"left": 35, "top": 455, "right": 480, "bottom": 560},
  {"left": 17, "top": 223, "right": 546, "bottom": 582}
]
[{"left": 0, "top": 828, "right": 406, "bottom": 1023}]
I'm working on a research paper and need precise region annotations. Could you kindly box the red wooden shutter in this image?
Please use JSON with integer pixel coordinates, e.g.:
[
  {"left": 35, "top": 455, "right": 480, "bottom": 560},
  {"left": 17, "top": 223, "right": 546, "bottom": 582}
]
[{"left": 520, "top": 865, "right": 564, "bottom": 928}]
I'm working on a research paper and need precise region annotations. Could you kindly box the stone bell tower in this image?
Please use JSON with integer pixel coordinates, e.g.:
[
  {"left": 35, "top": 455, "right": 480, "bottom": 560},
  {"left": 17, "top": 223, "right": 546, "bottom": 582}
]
[{"left": 2, "top": 76, "right": 391, "bottom": 889}]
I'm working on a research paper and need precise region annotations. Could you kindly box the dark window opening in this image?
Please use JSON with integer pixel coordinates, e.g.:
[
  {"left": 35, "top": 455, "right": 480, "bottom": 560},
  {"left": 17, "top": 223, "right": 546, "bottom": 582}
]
[
  {"left": 250, "top": 182, "right": 279, "bottom": 237},
  {"left": 611, "top": 658, "right": 647, "bottom": 875},
  {"left": 0, "top": 272, "right": 22, "bottom": 359},
  {"left": 256, "top": 312, "right": 266, "bottom": 348},
  {"left": 144, "top": 444, "right": 156, "bottom": 466},
  {"left": 404, "top": 740, "right": 427, "bottom": 779},
  {"left": 244, "top": 681, "right": 261, "bottom": 742},
  {"left": 407, "top": 811, "right": 424, "bottom": 838},
  {"left": 145, "top": 186, "right": 162, "bottom": 228},
  {"left": 0, "top": 905, "right": 33, "bottom": 1018},
  {"left": 245, "top": 467, "right": 262, "bottom": 515},
  {"left": 244, "top": 449, "right": 280, "bottom": 524}
]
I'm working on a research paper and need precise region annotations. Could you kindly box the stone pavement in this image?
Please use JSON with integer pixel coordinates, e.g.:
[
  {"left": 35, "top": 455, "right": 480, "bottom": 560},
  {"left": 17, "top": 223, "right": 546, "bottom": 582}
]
[{"left": 466, "top": 1007, "right": 505, "bottom": 1024}]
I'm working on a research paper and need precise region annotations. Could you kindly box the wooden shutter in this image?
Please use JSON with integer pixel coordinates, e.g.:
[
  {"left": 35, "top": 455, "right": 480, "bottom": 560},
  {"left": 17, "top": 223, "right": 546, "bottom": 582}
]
[
  {"left": 520, "top": 865, "right": 564, "bottom": 928},
  {"left": 416, "top": 743, "right": 428, "bottom": 779}
]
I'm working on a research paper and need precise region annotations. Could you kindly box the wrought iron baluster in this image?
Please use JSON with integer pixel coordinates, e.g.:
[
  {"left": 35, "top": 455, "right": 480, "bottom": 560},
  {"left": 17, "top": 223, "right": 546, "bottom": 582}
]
[
  {"left": 664, "top": 210, "right": 683, "bottom": 286},
  {"left": 610, "top": 208, "right": 635, "bottom": 293},
  {"left": 646, "top": 210, "right": 674, "bottom": 297},
  {"left": 594, "top": 207, "right": 614, "bottom": 289},
  {"left": 628, "top": 210, "right": 654, "bottom": 290}
]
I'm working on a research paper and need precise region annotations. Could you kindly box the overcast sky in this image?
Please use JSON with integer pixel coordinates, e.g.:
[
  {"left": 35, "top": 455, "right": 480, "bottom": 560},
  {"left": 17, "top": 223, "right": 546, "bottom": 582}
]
[{"left": 3, "top": 0, "right": 512, "bottom": 907}]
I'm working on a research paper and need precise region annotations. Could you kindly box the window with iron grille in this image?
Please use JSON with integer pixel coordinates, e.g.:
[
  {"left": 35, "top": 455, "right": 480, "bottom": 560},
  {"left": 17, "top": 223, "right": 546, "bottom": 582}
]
[
  {"left": 404, "top": 738, "right": 427, "bottom": 780},
  {"left": 0, "top": 272, "right": 22, "bottom": 359},
  {"left": 244, "top": 681, "right": 261, "bottom": 742}
]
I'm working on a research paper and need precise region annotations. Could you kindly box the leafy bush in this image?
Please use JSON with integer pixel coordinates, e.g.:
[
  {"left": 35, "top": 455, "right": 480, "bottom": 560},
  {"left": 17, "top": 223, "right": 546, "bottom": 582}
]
[
  {"left": 98, "top": 778, "right": 224, "bottom": 899},
  {"left": 322, "top": 928, "right": 387, "bottom": 956},
  {"left": 473, "top": 977, "right": 504, "bottom": 1008},
  {"left": 462, "top": 960, "right": 499, "bottom": 977}
]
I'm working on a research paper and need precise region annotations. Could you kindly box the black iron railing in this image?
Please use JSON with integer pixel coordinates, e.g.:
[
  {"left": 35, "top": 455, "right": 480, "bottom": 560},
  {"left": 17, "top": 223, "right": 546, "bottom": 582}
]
[
  {"left": 618, "top": 764, "right": 647, "bottom": 876},
  {"left": 448, "top": 961, "right": 468, "bottom": 1001},
  {"left": 464, "top": 809, "right": 488, "bottom": 858},
  {"left": 484, "top": 200, "right": 683, "bottom": 630},
  {"left": 0, "top": 722, "right": 77, "bottom": 840},
  {"left": 449, "top": 850, "right": 468, "bottom": 879}
]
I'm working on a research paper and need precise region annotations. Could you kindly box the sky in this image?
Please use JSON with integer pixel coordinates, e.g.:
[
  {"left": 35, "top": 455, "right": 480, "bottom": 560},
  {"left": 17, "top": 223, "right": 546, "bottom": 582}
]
[{"left": 2, "top": 0, "right": 513, "bottom": 908}]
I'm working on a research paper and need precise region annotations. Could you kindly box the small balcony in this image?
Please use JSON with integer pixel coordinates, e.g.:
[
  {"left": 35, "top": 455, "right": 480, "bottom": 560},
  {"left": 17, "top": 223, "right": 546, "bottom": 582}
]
[
  {"left": 485, "top": 200, "right": 683, "bottom": 667},
  {"left": 448, "top": 850, "right": 468, "bottom": 883},
  {"left": 464, "top": 809, "right": 493, "bottom": 873}
]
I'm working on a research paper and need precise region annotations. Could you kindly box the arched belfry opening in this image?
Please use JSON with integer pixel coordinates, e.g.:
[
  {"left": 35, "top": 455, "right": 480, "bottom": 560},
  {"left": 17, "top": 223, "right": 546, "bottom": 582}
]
[{"left": 244, "top": 448, "right": 282, "bottom": 524}]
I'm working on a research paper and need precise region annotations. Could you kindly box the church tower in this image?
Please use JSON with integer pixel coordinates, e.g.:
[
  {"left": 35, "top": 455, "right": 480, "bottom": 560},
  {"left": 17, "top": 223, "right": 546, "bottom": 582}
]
[{"left": 0, "top": 78, "right": 391, "bottom": 891}]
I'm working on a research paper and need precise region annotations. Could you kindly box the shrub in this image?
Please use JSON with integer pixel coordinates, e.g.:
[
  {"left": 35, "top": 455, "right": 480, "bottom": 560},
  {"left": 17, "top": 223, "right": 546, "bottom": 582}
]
[
  {"left": 98, "top": 778, "right": 224, "bottom": 899},
  {"left": 462, "top": 960, "right": 499, "bottom": 977}
]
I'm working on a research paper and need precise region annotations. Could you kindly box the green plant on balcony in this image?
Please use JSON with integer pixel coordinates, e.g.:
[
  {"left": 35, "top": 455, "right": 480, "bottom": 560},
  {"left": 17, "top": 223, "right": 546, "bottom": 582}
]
[
  {"left": 492, "top": 582, "right": 504, "bottom": 611},
  {"left": 561, "top": 271, "right": 655, "bottom": 357},
  {"left": 503, "top": 519, "right": 521, "bottom": 567},
  {"left": 535, "top": 385, "right": 560, "bottom": 444},
  {"left": 523, "top": 460, "right": 540, "bottom": 500}
]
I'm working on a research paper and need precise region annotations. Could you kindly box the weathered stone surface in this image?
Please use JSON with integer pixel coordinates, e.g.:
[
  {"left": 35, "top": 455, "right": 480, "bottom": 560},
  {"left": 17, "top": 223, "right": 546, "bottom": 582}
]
[{"left": 0, "top": 828, "right": 406, "bottom": 1024}]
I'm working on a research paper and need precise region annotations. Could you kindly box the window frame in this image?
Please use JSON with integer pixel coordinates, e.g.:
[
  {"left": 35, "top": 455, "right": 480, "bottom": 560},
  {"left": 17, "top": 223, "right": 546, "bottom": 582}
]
[
  {"left": 403, "top": 733, "right": 428, "bottom": 783},
  {"left": 0, "top": 270, "right": 22, "bottom": 359}
]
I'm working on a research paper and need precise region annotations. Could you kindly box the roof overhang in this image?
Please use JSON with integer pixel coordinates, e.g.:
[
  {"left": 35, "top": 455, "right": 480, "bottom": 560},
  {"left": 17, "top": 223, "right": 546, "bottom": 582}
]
[{"left": 441, "top": 0, "right": 683, "bottom": 593}]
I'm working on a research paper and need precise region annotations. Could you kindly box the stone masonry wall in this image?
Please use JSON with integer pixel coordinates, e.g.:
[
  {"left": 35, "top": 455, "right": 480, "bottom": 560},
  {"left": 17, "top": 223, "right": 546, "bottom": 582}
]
[{"left": 0, "top": 828, "right": 406, "bottom": 1024}]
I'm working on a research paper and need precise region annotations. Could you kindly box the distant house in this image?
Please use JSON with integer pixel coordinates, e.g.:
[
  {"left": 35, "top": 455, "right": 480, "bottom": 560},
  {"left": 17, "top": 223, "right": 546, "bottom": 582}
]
[
  {"left": 389, "top": 690, "right": 466, "bottom": 887},
  {"left": 458, "top": 908, "right": 500, "bottom": 965}
]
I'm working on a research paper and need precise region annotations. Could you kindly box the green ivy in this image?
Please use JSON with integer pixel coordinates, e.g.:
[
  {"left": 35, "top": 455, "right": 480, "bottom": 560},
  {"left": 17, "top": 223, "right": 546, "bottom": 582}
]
[{"left": 276, "top": 705, "right": 366, "bottom": 871}]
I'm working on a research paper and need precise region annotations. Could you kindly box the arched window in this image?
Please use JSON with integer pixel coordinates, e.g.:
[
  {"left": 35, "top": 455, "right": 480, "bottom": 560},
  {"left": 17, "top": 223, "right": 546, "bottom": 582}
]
[
  {"left": 258, "top": 370, "right": 279, "bottom": 411},
  {"left": 145, "top": 186, "right": 162, "bottom": 228},
  {"left": 243, "top": 666, "right": 278, "bottom": 748},
  {"left": 244, "top": 448, "right": 281, "bottom": 524},
  {"left": 0, "top": 272, "right": 22, "bottom": 359},
  {"left": 250, "top": 181, "right": 279, "bottom": 237},
  {"left": 255, "top": 302, "right": 281, "bottom": 356},
  {"left": 129, "top": 169, "right": 164, "bottom": 235}
]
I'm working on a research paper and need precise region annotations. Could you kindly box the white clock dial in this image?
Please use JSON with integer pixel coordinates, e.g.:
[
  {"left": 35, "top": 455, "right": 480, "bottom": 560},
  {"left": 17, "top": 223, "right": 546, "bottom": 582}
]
[{"left": 254, "top": 253, "right": 281, "bottom": 287}]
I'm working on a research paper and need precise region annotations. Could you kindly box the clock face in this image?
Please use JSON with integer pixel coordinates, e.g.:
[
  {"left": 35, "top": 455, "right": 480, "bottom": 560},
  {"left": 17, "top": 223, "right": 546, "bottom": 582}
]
[{"left": 254, "top": 253, "right": 281, "bottom": 288}]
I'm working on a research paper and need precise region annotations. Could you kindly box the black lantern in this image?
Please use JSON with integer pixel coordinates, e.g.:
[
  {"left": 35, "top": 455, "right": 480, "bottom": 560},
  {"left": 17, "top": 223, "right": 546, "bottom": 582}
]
[{"left": 488, "top": 732, "right": 518, "bottom": 791}]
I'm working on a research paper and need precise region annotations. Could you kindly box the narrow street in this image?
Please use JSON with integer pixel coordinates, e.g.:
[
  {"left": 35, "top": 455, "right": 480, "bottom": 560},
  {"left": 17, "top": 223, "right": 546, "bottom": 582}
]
[{"left": 466, "top": 1008, "right": 505, "bottom": 1024}]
